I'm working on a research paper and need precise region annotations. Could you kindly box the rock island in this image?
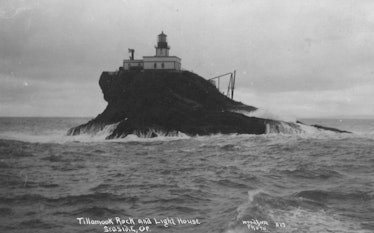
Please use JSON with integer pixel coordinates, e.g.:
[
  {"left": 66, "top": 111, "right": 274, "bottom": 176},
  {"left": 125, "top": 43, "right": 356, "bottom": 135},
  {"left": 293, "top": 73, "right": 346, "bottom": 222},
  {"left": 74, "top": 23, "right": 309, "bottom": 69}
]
[{"left": 68, "top": 32, "right": 349, "bottom": 139}]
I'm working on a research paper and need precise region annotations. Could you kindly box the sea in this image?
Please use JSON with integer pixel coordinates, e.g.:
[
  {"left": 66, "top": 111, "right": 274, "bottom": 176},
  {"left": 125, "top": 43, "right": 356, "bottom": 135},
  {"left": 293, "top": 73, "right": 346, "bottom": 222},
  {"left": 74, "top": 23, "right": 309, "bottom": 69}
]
[{"left": 0, "top": 117, "right": 373, "bottom": 233}]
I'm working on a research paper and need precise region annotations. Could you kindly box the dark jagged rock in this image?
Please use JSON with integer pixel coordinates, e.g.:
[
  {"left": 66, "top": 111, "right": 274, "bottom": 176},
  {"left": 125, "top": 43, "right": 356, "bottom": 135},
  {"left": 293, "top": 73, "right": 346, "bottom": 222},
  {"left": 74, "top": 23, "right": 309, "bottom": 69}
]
[
  {"left": 311, "top": 124, "right": 351, "bottom": 134},
  {"left": 67, "top": 70, "right": 349, "bottom": 139}
]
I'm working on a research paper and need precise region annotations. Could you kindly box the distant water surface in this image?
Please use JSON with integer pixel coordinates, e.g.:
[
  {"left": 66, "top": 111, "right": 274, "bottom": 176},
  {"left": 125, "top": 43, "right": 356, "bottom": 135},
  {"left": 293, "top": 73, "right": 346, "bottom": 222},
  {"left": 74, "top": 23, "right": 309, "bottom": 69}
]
[{"left": 0, "top": 117, "right": 373, "bottom": 233}]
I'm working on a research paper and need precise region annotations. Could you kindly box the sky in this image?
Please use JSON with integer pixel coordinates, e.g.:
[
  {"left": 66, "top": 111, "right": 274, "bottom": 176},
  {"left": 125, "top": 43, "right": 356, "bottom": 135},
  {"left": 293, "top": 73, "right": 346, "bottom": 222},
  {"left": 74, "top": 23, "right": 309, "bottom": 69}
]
[{"left": 1, "top": 0, "right": 374, "bottom": 119}]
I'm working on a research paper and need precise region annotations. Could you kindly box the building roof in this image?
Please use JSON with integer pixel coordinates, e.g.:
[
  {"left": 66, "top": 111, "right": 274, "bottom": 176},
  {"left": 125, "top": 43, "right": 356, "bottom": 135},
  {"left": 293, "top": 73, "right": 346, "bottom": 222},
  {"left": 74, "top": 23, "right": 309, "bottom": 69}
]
[
  {"left": 143, "top": 56, "right": 180, "bottom": 59},
  {"left": 123, "top": 59, "right": 143, "bottom": 62}
]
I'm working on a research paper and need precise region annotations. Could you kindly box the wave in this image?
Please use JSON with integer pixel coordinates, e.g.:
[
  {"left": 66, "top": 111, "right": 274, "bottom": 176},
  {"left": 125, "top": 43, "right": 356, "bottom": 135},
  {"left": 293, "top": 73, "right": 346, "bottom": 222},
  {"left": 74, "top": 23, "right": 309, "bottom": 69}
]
[
  {"left": 266, "top": 207, "right": 372, "bottom": 233},
  {"left": 215, "top": 179, "right": 250, "bottom": 189},
  {"left": 232, "top": 108, "right": 362, "bottom": 137},
  {"left": 232, "top": 108, "right": 297, "bottom": 123},
  {"left": 294, "top": 190, "right": 373, "bottom": 203},
  {"left": 265, "top": 121, "right": 303, "bottom": 134},
  {"left": 281, "top": 167, "right": 343, "bottom": 180},
  {"left": 0, "top": 192, "right": 139, "bottom": 206},
  {"left": 122, "top": 129, "right": 189, "bottom": 141},
  {"left": 63, "top": 109, "right": 329, "bottom": 140},
  {"left": 1, "top": 127, "right": 372, "bottom": 145},
  {"left": 0, "top": 207, "right": 12, "bottom": 216},
  {"left": 71, "top": 206, "right": 124, "bottom": 217},
  {"left": 224, "top": 189, "right": 372, "bottom": 233},
  {"left": 0, "top": 117, "right": 372, "bottom": 144},
  {"left": 0, "top": 123, "right": 190, "bottom": 143},
  {"left": 19, "top": 219, "right": 60, "bottom": 229}
]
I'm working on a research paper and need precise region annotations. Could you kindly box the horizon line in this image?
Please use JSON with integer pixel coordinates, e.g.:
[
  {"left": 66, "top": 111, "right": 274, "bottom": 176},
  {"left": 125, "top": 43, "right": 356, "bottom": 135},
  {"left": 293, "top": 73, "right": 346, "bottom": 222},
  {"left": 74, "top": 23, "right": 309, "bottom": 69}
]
[{"left": 0, "top": 115, "right": 373, "bottom": 120}]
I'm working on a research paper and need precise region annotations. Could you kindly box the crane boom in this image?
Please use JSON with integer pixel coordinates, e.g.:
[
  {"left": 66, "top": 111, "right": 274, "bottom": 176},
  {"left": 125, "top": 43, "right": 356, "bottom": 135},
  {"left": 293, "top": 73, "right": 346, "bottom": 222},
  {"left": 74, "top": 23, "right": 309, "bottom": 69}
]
[{"left": 209, "top": 70, "right": 236, "bottom": 100}]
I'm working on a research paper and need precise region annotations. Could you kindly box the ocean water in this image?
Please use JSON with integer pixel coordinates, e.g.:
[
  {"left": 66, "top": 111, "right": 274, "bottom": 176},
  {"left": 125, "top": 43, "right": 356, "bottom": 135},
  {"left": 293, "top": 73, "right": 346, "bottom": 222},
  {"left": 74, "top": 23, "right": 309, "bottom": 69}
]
[{"left": 0, "top": 117, "right": 373, "bottom": 233}]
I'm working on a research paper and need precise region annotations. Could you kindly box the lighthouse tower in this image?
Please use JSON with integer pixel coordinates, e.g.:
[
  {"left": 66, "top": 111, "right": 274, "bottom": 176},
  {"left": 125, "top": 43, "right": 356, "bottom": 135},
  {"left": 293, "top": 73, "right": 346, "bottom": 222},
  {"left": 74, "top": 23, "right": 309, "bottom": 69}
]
[
  {"left": 155, "top": 31, "right": 170, "bottom": 57},
  {"left": 123, "top": 31, "right": 181, "bottom": 71}
]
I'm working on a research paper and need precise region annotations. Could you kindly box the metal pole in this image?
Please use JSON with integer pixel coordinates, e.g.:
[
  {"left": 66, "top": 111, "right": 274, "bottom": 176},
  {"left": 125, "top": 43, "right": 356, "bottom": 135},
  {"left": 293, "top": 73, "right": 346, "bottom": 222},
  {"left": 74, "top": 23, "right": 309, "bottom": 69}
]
[
  {"left": 231, "top": 70, "right": 236, "bottom": 99},
  {"left": 227, "top": 73, "right": 232, "bottom": 98}
]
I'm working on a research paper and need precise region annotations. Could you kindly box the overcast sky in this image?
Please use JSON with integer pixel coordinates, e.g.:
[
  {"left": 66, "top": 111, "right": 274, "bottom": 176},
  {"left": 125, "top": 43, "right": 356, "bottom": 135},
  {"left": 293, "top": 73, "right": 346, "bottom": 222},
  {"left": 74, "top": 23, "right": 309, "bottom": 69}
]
[{"left": 1, "top": 0, "right": 374, "bottom": 118}]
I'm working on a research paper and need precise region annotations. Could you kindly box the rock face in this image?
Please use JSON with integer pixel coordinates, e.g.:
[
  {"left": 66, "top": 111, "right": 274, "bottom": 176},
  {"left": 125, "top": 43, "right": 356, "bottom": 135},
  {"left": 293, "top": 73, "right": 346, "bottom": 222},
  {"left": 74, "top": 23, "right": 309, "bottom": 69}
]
[
  {"left": 67, "top": 70, "right": 349, "bottom": 139},
  {"left": 310, "top": 124, "right": 351, "bottom": 134}
]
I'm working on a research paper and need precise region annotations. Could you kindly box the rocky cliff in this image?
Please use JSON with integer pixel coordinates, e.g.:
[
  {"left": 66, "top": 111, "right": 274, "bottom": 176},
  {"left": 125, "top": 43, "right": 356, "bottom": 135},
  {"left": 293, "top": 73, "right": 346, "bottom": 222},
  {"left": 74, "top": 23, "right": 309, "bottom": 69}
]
[{"left": 67, "top": 70, "right": 349, "bottom": 139}]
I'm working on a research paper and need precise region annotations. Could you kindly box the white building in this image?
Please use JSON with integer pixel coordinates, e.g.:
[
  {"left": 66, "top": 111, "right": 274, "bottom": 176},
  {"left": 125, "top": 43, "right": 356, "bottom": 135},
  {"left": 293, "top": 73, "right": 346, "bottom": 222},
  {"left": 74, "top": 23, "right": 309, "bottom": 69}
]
[{"left": 123, "top": 32, "right": 181, "bottom": 71}]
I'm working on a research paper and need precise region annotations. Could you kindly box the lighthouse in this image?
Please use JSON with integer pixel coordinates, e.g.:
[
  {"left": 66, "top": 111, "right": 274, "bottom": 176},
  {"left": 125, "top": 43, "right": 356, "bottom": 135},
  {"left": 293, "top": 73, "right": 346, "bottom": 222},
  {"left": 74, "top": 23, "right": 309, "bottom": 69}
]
[
  {"left": 155, "top": 31, "right": 170, "bottom": 57},
  {"left": 122, "top": 32, "right": 181, "bottom": 71}
]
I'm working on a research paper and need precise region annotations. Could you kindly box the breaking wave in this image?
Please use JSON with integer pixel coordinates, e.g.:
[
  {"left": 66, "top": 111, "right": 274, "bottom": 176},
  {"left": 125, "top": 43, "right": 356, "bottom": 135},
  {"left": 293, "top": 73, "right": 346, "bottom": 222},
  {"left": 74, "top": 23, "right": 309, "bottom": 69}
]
[
  {"left": 0, "top": 116, "right": 371, "bottom": 144},
  {"left": 232, "top": 109, "right": 312, "bottom": 135},
  {"left": 0, "top": 122, "right": 119, "bottom": 143},
  {"left": 224, "top": 189, "right": 372, "bottom": 233},
  {"left": 126, "top": 128, "right": 189, "bottom": 139},
  {"left": 265, "top": 121, "right": 303, "bottom": 134},
  {"left": 1, "top": 117, "right": 373, "bottom": 233},
  {"left": 232, "top": 108, "right": 297, "bottom": 123},
  {"left": 0, "top": 122, "right": 189, "bottom": 143}
]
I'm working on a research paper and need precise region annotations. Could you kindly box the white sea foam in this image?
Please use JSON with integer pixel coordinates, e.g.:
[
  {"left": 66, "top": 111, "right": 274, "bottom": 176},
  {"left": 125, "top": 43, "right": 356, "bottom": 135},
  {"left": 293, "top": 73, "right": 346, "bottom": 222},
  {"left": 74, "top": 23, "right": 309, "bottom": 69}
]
[
  {"left": 268, "top": 207, "right": 372, "bottom": 233},
  {"left": 232, "top": 108, "right": 359, "bottom": 136},
  {"left": 232, "top": 108, "right": 318, "bottom": 135},
  {"left": 225, "top": 189, "right": 372, "bottom": 233},
  {"left": 0, "top": 116, "right": 372, "bottom": 143},
  {"left": 224, "top": 228, "right": 249, "bottom": 233},
  {"left": 224, "top": 189, "right": 265, "bottom": 233},
  {"left": 232, "top": 108, "right": 297, "bottom": 123},
  {"left": 0, "top": 123, "right": 190, "bottom": 143},
  {"left": 265, "top": 121, "right": 303, "bottom": 134},
  {"left": 111, "top": 131, "right": 190, "bottom": 142}
]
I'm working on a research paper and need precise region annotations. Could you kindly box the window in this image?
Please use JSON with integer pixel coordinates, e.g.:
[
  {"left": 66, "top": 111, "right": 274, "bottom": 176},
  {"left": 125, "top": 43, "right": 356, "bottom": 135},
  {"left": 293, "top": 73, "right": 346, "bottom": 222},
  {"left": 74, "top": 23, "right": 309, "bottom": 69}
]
[
  {"left": 154, "top": 63, "right": 157, "bottom": 69},
  {"left": 161, "top": 63, "right": 164, "bottom": 68}
]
